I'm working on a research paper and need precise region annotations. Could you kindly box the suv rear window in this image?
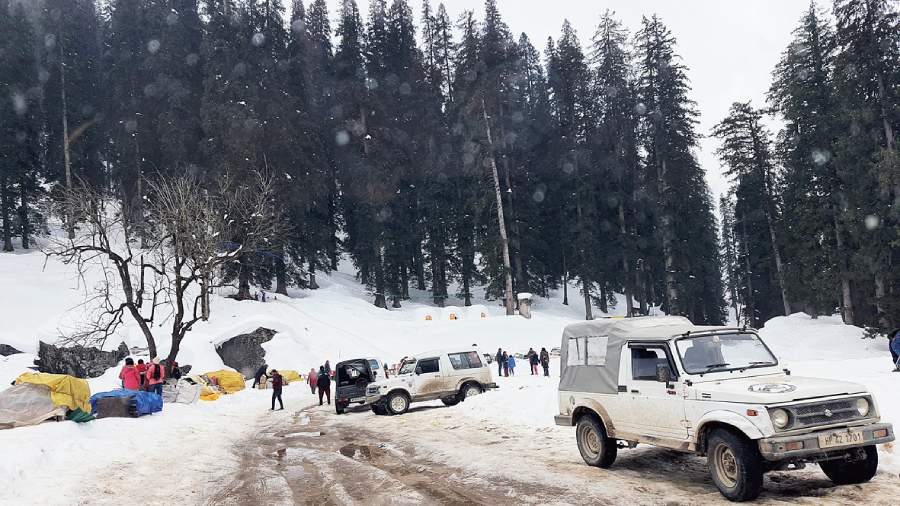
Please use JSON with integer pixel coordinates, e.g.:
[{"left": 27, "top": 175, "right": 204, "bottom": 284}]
[{"left": 448, "top": 351, "right": 483, "bottom": 370}]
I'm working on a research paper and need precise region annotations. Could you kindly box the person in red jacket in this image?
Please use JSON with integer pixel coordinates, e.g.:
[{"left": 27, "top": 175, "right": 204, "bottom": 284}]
[
  {"left": 119, "top": 358, "right": 141, "bottom": 390},
  {"left": 136, "top": 359, "right": 148, "bottom": 388},
  {"left": 270, "top": 369, "right": 284, "bottom": 411},
  {"left": 145, "top": 357, "right": 166, "bottom": 397}
]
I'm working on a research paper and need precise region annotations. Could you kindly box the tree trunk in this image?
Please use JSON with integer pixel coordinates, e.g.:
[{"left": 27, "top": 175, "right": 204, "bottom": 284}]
[
  {"left": 200, "top": 273, "right": 210, "bottom": 321},
  {"left": 308, "top": 257, "right": 319, "bottom": 290},
  {"left": 599, "top": 285, "right": 608, "bottom": 314},
  {"left": 414, "top": 253, "right": 426, "bottom": 291},
  {"left": 19, "top": 178, "right": 30, "bottom": 249},
  {"left": 373, "top": 246, "right": 387, "bottom": 309},
  {"left": 58, "top": 25, "right": 74, "bottom": 240},
  {"left": 875, "top": 275, "right": 889, "bottom": 329},
  {"left": 482, "top": 98, "right": 515, "bottom": 316},
  {"left": 617, "top": 202, "right": 633, "bottom": 316},
  {"left": 462, "top": 265, "right": 472, "bottom": 307},
  {"left": 740, "top": 213, "right": 756, "bottom": 327},
  {"left": 275, "top": 254, "right": 289, "bottom": 294},
  {"left": 582, "top": 280, "right": 593, "bottom": 320},
  {"left": 833, "top": 212, "right": 854, "bottom": 326},
  {"left": 1, "top": 175, "right": 13, "bottom": 252},
  {"left": 237, "top": 259, "right": 252, "bottom": 300},
  {"left": 562, "top": 252, "right": 569, "bottom": 305},
  {"left": 636, "top": 260, "right": 648, "bottom": 315},
  {"left": 657, "top": 160, "right": 680, "bottom": 315}
]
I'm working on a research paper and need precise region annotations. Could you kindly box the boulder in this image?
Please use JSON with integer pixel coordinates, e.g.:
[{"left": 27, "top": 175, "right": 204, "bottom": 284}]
[
  {"left": 215, "top": 327, "right": 277, "bottom": 379},
  {"left": 0, "top": 344, "right": 23, "bottom": 357},
  {"left": 34, "top": 341, "right": 129, "bottom": 378}
]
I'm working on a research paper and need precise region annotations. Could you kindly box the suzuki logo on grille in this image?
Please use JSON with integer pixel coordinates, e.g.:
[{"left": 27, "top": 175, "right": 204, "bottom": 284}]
[{"left": 824, "top": 409, "right": 834, "bottom": 418}]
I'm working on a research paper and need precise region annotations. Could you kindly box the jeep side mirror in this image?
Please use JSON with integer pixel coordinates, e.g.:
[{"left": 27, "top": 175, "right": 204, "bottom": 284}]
[
  {"left": 656, "top": 364, "right": 672, "bottom": 383},
  {"left": 415, "top": 368, "right": 421, "bottom": 375}
]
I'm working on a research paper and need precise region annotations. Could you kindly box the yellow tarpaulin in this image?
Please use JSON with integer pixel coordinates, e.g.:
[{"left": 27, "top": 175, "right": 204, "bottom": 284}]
[
  {"left": 280, "top": 370, "right": 301, "bottom": 384},
  {"left": 204, "top": 370, "right": 245, "bottom": 394},
  {"left": 198, "top": 385, "right": 221, "bottom": 401},
  {"left": 15, "top": 373, "right": 91, "bottom": 413}
]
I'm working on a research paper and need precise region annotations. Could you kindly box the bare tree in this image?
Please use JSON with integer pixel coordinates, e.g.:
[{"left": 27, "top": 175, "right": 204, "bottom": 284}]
[{"left": 46, "top": 172, "right": 283, "bottom": 363}]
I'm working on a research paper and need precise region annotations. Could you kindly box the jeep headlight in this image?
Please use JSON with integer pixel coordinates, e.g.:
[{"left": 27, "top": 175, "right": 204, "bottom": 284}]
[
  {"left": 770, "top": 408, "right": 790, "bottom": 429},
  {"left": 856, "top": 398, "right": 870, "bottom": 417}
]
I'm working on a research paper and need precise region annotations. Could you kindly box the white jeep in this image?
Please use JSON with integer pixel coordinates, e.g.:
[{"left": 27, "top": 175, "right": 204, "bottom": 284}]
[
  {"left": 554, "top": 316, "right": 895, "bottom": 501},
  {"left": 366, "top": 349, "right": 497, "bottom": 415}
]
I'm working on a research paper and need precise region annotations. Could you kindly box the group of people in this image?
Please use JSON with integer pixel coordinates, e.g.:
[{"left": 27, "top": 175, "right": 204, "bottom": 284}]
[
  {"left": 118, "top": 357, "right": 181, "bottom": 396},
  {"left": 494, "top": 347, "right": 551, "bottom": 377},
  {"left": 307, "top": 361, "right": 333, "bottom": 406}
]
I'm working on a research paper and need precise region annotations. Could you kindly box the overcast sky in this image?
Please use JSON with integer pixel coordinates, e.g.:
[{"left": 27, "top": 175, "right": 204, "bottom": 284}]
[{"left": 325, "top": 0, "right": 811, "bottom": 204}]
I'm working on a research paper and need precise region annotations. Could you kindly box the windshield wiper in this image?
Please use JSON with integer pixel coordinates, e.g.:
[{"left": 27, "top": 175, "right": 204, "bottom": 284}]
[
  {"left": 748, "top": 361, "right": 776, "bottom": 366},
  {"left": 701, "top": 362, "right": 731, "bottom": 372}
]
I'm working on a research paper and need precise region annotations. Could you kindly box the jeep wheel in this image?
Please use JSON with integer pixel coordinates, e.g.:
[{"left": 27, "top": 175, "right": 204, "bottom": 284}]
[
  {"left": 462, "top": 383, "right": 483, "bottom": 399},
  {"left": 820, "top": 445, "right": 878, "bottom": 485},
  {"left": 386, "top": 391, "right": 410, "bottom": 415},
  {"left": 371, "top": 403, "right": 388, "bottom": 416},
  {"left": 575, "top": 415, "right": 617, "bottom": 468},
  {"left": 707, "top": 428, "right": 763, "bottom": 502},
  {"left": 335, "top": 403, "right": 346, "bottom": 415},
  {"left": 441, "top": 396, "right": 460, "bottom": 406}
]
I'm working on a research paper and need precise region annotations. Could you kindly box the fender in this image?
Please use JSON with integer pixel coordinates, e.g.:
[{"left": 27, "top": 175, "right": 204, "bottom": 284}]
[{"left": 695, "top": 410, "right": 765, "bottom": 445}]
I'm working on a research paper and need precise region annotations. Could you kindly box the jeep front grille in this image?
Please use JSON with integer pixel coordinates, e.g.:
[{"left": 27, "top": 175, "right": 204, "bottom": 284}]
[{"left": 784, "top": 397, "right": 870, "bottom": 430}]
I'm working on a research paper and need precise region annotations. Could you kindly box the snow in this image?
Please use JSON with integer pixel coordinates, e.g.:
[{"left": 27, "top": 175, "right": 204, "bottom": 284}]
[{"left": 1, "top": 238, "right": 898, "bottom": 502}]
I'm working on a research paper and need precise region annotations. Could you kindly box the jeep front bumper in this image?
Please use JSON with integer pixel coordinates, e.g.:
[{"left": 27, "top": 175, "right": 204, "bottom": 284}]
[
  {"left": 758, "top": 422, "right": 894, "bottom": 461},
  {"left": 554, "top": 414, "right": 573, "bottom": 426}
]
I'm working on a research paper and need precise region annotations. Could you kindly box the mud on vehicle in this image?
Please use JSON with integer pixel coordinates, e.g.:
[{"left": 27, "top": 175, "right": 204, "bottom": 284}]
[
  {"left": 554, "top": 316, "right": 895, "bottom": 502},
  {"left": 366, "top": 349, "right": 498, "bottom": 416},
  {"left": 334, "top": 358, "right": 386, "bottom": 414}
]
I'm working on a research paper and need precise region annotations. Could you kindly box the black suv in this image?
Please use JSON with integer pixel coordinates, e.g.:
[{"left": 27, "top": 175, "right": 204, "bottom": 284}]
[{"left": 335, "top": 358, "right": 385, "bottom": 414}]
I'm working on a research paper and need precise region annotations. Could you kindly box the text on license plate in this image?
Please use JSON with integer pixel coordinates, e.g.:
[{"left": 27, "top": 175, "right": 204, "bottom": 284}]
[
  {"left": 351, "top": 397, "right": 364, "bottom": 403},
  {"left": 818, "top": 429, "right": 864, "bottom": 449}
]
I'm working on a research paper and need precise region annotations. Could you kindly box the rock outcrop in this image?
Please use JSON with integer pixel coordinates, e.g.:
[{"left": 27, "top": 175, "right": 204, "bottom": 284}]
[
  {"left": 215, "top": 327, "right": 277, "bottom": 379},
  {"left": 34, "top": 341, "right": 130, "bottom": 378},
  {"left": 0, "top": 344, "right": 22, "bottom": 356}
]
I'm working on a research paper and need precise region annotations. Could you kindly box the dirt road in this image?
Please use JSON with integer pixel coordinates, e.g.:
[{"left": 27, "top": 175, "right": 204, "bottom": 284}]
[{"left": 210, "top": 399, "right": 900, "bottom": 506}]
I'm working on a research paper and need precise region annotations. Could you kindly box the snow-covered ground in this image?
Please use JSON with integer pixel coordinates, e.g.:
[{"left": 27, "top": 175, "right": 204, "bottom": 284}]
[{"left": 1, "top": 239, "right": 898, "bottom": 504}]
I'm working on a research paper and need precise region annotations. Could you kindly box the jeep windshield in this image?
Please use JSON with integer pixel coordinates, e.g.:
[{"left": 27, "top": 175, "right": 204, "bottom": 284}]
[
  {"left": 675, "top": 332, "right": 778, "bottom": 375},
  {"left": 398, "top": 359, "right": 416, "bottom": 375}
]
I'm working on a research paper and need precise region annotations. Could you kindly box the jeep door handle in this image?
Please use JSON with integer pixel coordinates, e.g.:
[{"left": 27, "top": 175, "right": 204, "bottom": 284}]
[{"left": 630, "top": 389, "right": 639, "bottom": 394}]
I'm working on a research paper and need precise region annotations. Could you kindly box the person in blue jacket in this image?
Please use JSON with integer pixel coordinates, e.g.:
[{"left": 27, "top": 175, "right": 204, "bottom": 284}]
[
  {"left": 507, "top": 354, "right": 516, "bottom": 376},
  {"left": 890, "top": 329, "right": 900, "bottom": 372}
]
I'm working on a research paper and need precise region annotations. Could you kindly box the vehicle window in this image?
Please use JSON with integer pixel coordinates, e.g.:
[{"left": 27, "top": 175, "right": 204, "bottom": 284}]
[
  {"left": 417, "top": 358, "right": 440, "bottom": 374},
  {"left": 448, "top": 351, "right": 483, "bottom": 369},
  {"left": 676, "top": 333, "right": 777, "bottom": 374},
  {"left": 399, "top": 360, "right": 416, "bottom": 375},
  {"left": 630, "top": 347, "right": 674, "bottom": 381},
  {"left": 567, "top": 336, "right": 609, "bottom": 366},
  {"left": 337, "top": 363, "right": 366, "bottom": 386}
]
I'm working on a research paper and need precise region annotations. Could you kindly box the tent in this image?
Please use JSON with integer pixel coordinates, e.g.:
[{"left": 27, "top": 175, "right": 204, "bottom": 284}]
[
  {"left": 280, "top": 370, "right": 301, "bottom": 384},
  {"left": 15, "top": 373, "right": 91, "bottom": 413},
  {"left": 90, "top": 389, "right": 163, "bottom": 417},
  {"left": 0, "top": 383, "right": 67, "bottom": 429},
  {"left": 205, "top": 370, "right": 245, "bottom": 394},
  {"left": 199, "top": 386, "right": 221, "bottom": 401}
]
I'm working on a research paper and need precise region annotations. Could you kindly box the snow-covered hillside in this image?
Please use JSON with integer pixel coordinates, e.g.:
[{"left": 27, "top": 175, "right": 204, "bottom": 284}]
[{"left": 1, "top": 241, "right": 898, "bottom": 504}]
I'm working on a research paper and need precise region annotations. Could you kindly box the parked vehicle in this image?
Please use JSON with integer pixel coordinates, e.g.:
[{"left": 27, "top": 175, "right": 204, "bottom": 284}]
[
  {"left": 554, "top": 316, "right": 895, "bottom": 502},
  {"left": 334, "top": 358, "right": 385, "bottom": 414},
  {"left": 366, "top": 349, "right": 498, "bottom": 415}
]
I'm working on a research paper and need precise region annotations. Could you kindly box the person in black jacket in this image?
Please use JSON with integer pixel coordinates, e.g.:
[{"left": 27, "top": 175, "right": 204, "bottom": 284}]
[
  {"left": 316, "top": 366, "right": 331, "bottom": 405},
  {"left": 495, "top": 348, "right": 503, "bottom": 376},
  {"left": 253, "top": 363, "right": 268, "bottom": 389},
  {"left": 270, "top": 369, "right": 284, "bottom": 410},
  {"left": 539, "top": 347, "right": 550, "bottom": 377},
  {"left": 528, "top": 348, "right": 539, "bottom": 375}
]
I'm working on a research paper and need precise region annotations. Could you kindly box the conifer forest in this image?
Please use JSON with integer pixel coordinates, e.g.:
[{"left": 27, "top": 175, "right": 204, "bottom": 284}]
[{"left": 0, "top": 0, "right": 898, "bottom": 331}]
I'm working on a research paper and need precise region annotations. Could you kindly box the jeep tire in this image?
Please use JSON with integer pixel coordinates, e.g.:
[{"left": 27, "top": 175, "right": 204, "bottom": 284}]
[
  {"left": 819, "top": 445, "right": 878, "bottom": 485},
  {"left": 441, "top": 396, "right": 460, "bottom": 406},
  {"left": 371, "top": 403, "right": 388, "bottom": 416},
  {"left": 335, "top": 403, "right": 346, "bottom": 415},
  {"left": 707, "top": 428, "right": 764, "bottom": 502},
  {"left": 461, "top": 382, "right": 483, "bottom": 400},
  {"left": 575, "top": 415, "right": 617, "bottom": 468},
  {"left": 386, "top": 391, "right": 410, "bottom": 415}
]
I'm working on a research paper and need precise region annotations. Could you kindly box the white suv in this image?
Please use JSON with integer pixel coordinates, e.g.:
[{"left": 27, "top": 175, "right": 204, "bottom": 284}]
[
  {"left": 555, "top": 316, "right": 895, "bottom": 501},
  {"left": 366, "top": 349, "right": 498, "bottom": 415}
]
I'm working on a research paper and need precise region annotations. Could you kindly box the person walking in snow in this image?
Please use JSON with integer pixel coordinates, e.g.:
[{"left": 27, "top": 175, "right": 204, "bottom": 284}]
[
  {"left": 501, "top": 351, "right": 509, "bottom": 377},
  {"left": 890, "top": 329, "right": 900, "bottom": 372},
  {"left": 539, "top": 347, "right": 550, "bottom": 377},
  {"left": 270, "top": 369, "right": 284, "bottom": 410},
  {"left": 145, "top": 357, "right": 166, "bottom": 397},
  {"left": 507, "top": 353, "right": 517, "bottom": 376},
  {"left": 495, "top": 348, "right": 503, "bottom": 376},
  {"left": 119, "top": 358, "right": 141, "bottom": 390},
  {"left": 317, "top": 366, "right": 331, "bottom": 405},
  {"left": 324, "top": 360, "right": 332, "bottom": 379},
  {"left": 253, "top": 363, "right": 269, "bottom": 389},
  {"left": 308, "top": 367, "right": 318, "bottom": 394},
  {"left": 528, "top": 348, "right": 539, "bottom": 375}
]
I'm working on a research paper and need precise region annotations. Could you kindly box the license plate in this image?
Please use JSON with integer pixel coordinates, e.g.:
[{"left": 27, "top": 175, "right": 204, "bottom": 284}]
[
  {"left": 351, "top": 397, "right": 364, "bottom": 403},
  {"left": 818, "top": 429, "right": 864, "bottom": 449}
]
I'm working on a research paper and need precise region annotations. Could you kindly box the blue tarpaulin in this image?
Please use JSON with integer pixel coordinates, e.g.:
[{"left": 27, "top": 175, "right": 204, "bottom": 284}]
[{"left": 89, "top": 389, "right": 163, "bottom": 416}]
